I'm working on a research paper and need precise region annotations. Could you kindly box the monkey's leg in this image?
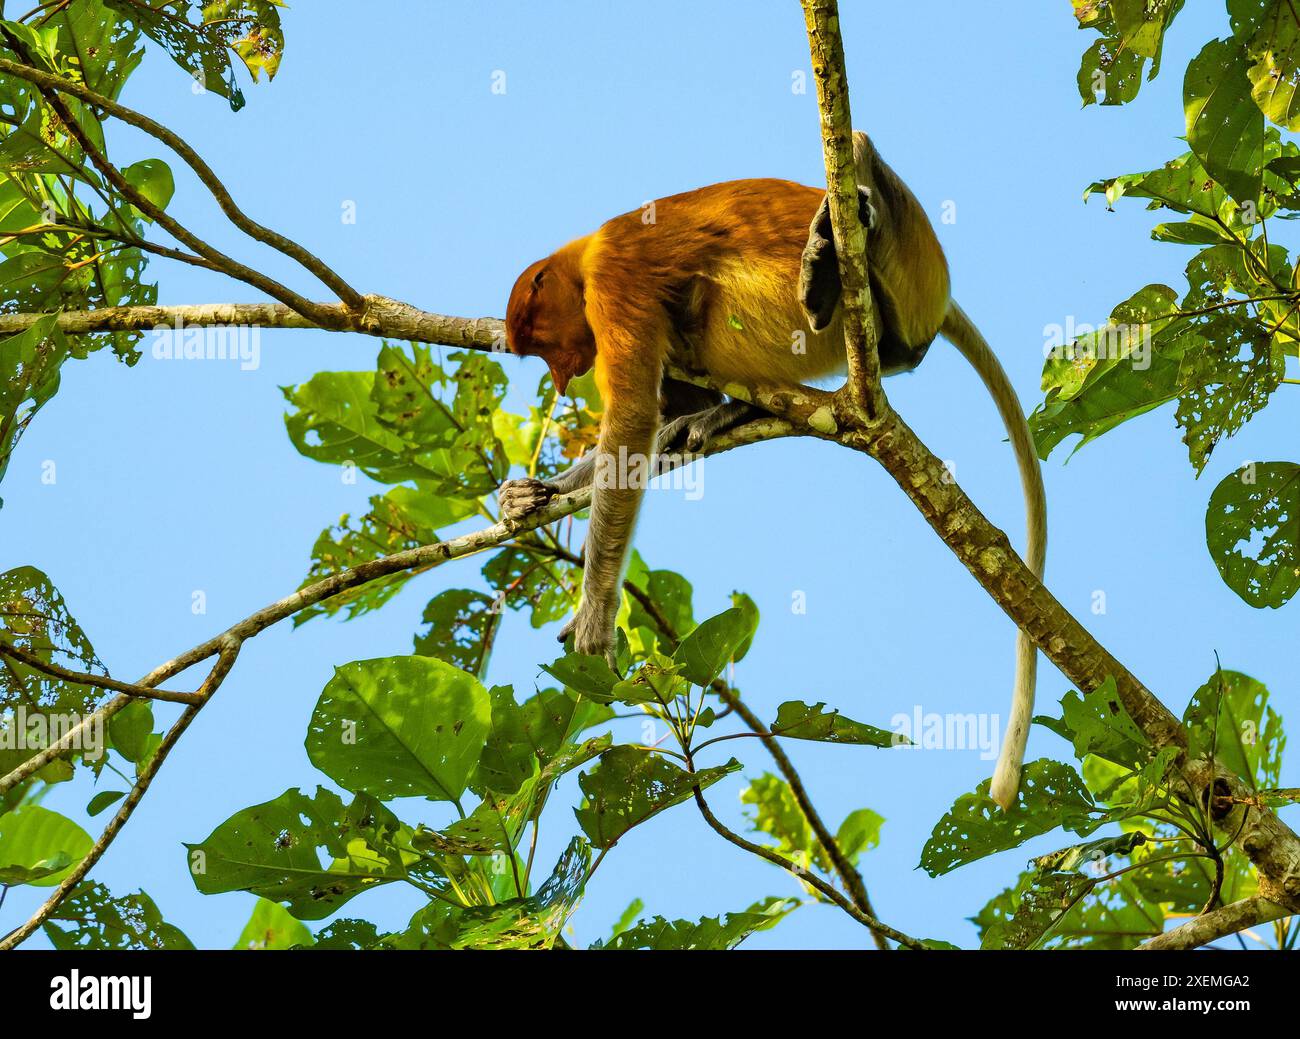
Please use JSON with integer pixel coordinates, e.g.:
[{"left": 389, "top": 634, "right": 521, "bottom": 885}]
[
  {"left": 798, "top": 185, "right": 877, "bottom": 331},
  {"left": 658, "top": 399, "right": 767, "bottom": 454}
]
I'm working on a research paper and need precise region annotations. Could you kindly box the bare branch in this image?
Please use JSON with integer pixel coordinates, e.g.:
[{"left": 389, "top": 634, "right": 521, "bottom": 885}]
[
  {"left": 0, "top": 637, "right": 202, "bottom": 704},
  {"left": 687, "top": 767, "right": 923, "bottom": 949}
]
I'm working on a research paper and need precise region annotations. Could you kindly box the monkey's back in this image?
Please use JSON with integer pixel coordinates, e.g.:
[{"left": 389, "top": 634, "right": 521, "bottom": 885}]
[{"left": 587, "top": 179, "right": 849, "bottom": 386}]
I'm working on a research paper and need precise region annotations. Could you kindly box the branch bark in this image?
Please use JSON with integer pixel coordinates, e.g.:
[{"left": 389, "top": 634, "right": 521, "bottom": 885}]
[
  {"left": 801, "top": 0, "right": 884, "bottom": 420},
  {"left": 1137, "top": 897, "right": 1290, "bottom": 951}
]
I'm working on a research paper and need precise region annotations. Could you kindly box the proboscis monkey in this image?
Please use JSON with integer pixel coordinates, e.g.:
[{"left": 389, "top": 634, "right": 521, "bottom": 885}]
[{"left": 500, "top": 132, "right": 1046, "bottom": 809}]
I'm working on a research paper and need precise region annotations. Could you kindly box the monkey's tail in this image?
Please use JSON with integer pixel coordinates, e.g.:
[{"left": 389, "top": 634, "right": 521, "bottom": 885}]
[{"left": 941, "top": 300, "right": 1047, "bottom": 812}]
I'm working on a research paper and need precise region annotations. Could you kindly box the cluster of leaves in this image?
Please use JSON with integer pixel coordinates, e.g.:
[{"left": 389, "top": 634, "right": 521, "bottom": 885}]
[
  {"left": 167, "top": 610, "right": 889, "bottom": 949},
  {"left": 1, "top": 338, "right": 902, "bottom": 948},
  {"left": 1057, "top": 3, "right": 1300, "bottom": 610},
  {"left": 919, "top": 666, "right": 1290, "bottom": 949},
  {"left": 0, "top": 0, "right": 284, "bottom": 500}
]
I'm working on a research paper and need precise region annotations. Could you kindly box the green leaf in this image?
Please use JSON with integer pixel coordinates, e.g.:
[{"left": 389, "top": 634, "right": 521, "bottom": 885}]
[
  {"left": 449, "top": 837, "right": 590, "bottom": 949},
  {"left": 728, "top": 591, "right": 759, "bottom": 661},
  {"left": 1030, "top": 832, "right": 1148, "bottom": 874},
  {"left": 282, "top": 370, "right": 435, "bottom": 483},
  {"left": 472, "top": 684, "right": 607, "bottom": 797},
  {"left": 1238, "top": 0, "right": 1300, "bottom": 131},
  {"left": 0, "top": 315, "right": 66, "bottom": 495},
  {"left": 108, "top": 699, "right": 155, "bottom": 763},
  {"left": 0, "top": 564, "right": 103, "bottom": 720},
  {"left": 1074, "top": 0, "right": 1185, "bottom": 107},
  {"left": 306, "top": 918, "right": 383, "bottom": 949},
  {"left": 423, "top": 735, "right": 610, "bottom": 855},
  {"left": 575, "top": 746, "right": 739, "bottom": 849},
  {"left": 0, "top": 804, "right": 91, "bottom": 886},
  {"left": 1206, "top": 461, "right": 1300, "bottom": 607},
  {"left": 43, "top": 881, "right": 193, "bottom": 950},
  {"left": 608, "top": 898, "right": 645, "bottom": 940},
  {"left": 919, "top": 760, "right": 1099, "bottom": 876},
  {"left": 540, "top": 650, "right": 622, "bottom": 701},
  {"left": 185, "top": 787, "right": 413, "bottom": 920},
  {"left": 625, "top": 558, "right": 695, "bottom": 639},
  {"left": 121, "top": 158, "right": 174, "bottom": 218},
  {"left": 1054, "top": 676, "right": 1152, "bottom": 770},
  {"left": 234, "top": 897, "right": 315, "bottom": 950},
  {"left": 86, "top": 790, "right": 126, "bottom": 817},
  {"left": 980, "top": 869, "right": 1097, "bottom": 950},
  {"left": 770, "top": 700, "right": 900, "bottom": 747},
  {"left": 413, "top": 589, "right": 498, "bottom": 675},
  {"left": 671, "top": 606, "right": 757, "bottom": 686},
  {"left": 835, "top": 808, "right": 884, "bottom": 868},
  {"left": 594, "top": 896, "right": 798, "bottom": 950},
  {"left": 742, "top": 773, "right": 815, "bottom": 870},
  {"left": 305, "top": 656, "right": 490, "bottom": 804},
  {"left": 1185, "top": 38, "right": 1264, "bottom": 204},
  {"left": 1183, "top": 669, "right": 1284, "bottom": 790},
  {"left": 294, "top": 485, "right": 479, "bottom": 625}
]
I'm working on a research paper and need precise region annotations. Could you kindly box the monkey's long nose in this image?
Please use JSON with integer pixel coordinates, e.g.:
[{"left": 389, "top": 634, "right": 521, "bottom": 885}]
[{"left": 547, "top": 364, "right": 570, "bottom": 396}]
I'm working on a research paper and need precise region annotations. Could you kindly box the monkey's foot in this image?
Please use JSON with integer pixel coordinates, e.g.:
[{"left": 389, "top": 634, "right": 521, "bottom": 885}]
[
  {"left": 498, "top": 477, "right": 558, "bottom": 522},
  {"left": 799, "top": 185, "right": 877, "bottom": 331},
  {"left": 659, "top": 401, "right": 765, "bottom": 455},
  {"left": 561, "top": 608, "right": 620, "bottom": 670}
]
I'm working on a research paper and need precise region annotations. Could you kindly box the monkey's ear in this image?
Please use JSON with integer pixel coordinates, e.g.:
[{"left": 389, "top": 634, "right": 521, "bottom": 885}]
[
  {"left": 531, "top": 266, "right": 546, "bottom": 289},
  {"left": 799, "top": 195, "right": 841, "bottom": 331}
]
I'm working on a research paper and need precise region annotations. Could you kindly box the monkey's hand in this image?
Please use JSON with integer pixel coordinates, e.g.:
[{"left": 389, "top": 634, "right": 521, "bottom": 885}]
[
  {"left": 799, "top": 185, "right": 878, "bottom": 332},
  {"left": 498, "top": 477, "right": 559, "bottom": 523}
]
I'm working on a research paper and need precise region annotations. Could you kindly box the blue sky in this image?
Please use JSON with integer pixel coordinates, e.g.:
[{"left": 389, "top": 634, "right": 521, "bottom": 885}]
[{"left": 4, "top": 1, "right": 1295, "bottom": 949}]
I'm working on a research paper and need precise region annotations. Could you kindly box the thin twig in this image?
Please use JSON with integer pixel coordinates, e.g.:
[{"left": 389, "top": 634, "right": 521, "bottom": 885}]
[
  {"left": 0, "top": 638, "right": 203, "bottom": 704},
  {"left": 0, "top": 56, "right": 363, "bottom": 311}
]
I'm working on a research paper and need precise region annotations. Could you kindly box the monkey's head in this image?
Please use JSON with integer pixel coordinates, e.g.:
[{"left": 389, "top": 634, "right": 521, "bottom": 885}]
[{"left": 505, "top": 255, "right": 596, "bottom": 395}]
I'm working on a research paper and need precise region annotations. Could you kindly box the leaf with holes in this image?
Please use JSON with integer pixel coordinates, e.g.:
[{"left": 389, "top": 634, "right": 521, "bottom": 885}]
[
  {"left": 576, "top": 746, "right": 740, "bottom": 849},
  {"left": 770, "top": 701, "right": 901, "bottom": 747},
  {"left": 184, "top": 787, "right": 413, "bottom": 920},
  {"left": 1206, "top": 462, "right": 1300, "bottom": 607},
  {"left": 305, "top": 656, "right": 490, "bottom": 804},
  {"left": 920, "top": 760, "right": 1100, "bottom": 877},
  {"left": 593, "top": 896, "right": 798, "bottom": 950}
]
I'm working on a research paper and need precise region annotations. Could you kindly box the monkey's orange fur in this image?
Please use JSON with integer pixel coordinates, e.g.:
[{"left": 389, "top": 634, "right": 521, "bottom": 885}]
[
  {"left": 506, "top": 177, "right": 947, "bottom": 399},
  {"left": 503, "top": 141, "right": 1044, "bottom": 810}
]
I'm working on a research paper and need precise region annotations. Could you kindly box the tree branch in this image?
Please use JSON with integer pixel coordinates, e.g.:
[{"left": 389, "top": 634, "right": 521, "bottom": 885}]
[
  {"left": 1137, "top": 897, "right": 1290, "bottom": 951},
  {"left": 0, "top": 34, "right": 340, "bottom": 326},
  {"left": 0, "top": 637, "right": 202, "bottom": 705},
  {"left": 0, "top": 56, "right": 365, "bottom": 312},
  {"left": 801, "top": 0, "right": 884, "bottom": 420},
  {"left": 686, "top": 766, "right": 924, "bottom": 949}
]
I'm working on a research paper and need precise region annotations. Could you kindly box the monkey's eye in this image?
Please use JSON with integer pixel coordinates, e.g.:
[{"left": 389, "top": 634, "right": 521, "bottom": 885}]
[{"left": 532, "top": 267, "right": 546, "bottom": 289}]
